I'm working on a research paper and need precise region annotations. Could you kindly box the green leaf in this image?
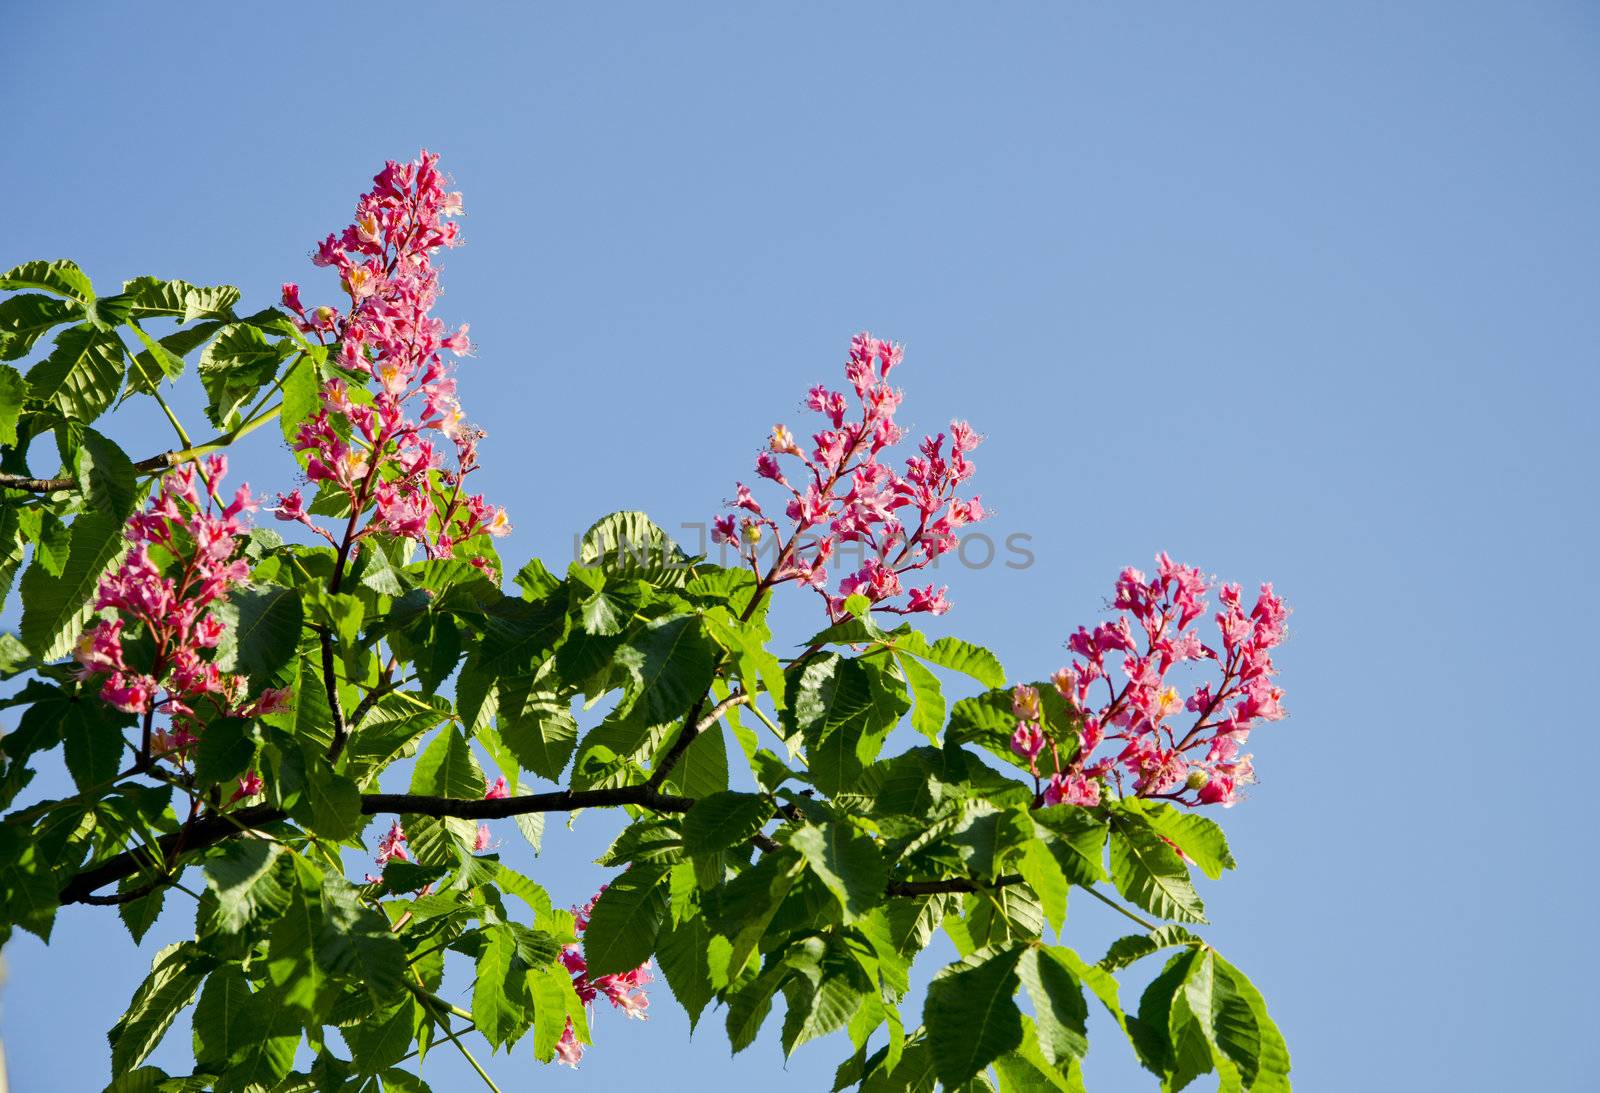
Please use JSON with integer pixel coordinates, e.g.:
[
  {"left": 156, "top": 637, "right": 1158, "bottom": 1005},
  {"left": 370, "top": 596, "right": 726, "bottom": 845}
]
[
  {"left": 192, "top": 965, "right": 253, "bottom": 1071},
  {"left": 76, "top": 427, "right": 138, "bottom": 520},
  {"left": 192, "top": 716, "right": 257, "bottom": 787},
  {"left": 0, "top": 292, "right": 82, "bottom": 360},
  {"left": 316, "top": 876, "right": 407, "bottom": 1005},
  {"left": 578, "top": 510, "right": 692, "bottom": 586},
  {"left": 615, "top": 613, "right": 720, "bottom": 724},
  {"left": 1031, "top": 808, "right": 1108, "bottom": 886},
  {"left": 341, "top": 691, "right": 451, "bottom": 786},
  {"left": 117, "top": 276, "right": 240, "bottom": 322},
  {"left": 923, "top": 946, "right": 1026, "bottom": 1087},
  {"left": 19, "top": 509, "right": 127, "bottom": 660},
  {"left": 529, "top": 961, "right": 589, "bottom": 1063},
  {"left": 1016, "top": 836, "right": 1069, "bottom": 935},
  {"left": 473, "top": 924, "right": 532, "bottom": 1048},
  {"left": 60, "top": 691, "right": 125, "bottom": 792},
  {"left": 473, "top": 593, "right": 569, "bottom": 678},
  {"left": 897, "top": 652, "right": 946, "bottom": 742},
  {"left": 216, "top": 584, "right": 302, "bottom": 688},
  {"left": 26, "top": 324, "right": 124, "bottom": 422},
  {"left": 791, "top": 821, "right": 887, "bottom": 922},
  {"left": 108, "top": 942, "right": 213, "bottom": 1075},
  {"left": 277, "top": 350, "right": 321, "bottom": 446},
  {"left": 379, "top": 1070, "right": 435, "bottom": 1093},
  {"left": 116, "top": 877, "right": 166, "bottom": 944},
  {"left": 218, "top": 985, "right": 299, "bottom": 1092},
  {"left": 497, "top": 681, "right": 578, "bottom": 782},
  {"left": 1108, "top": 812, "right": 1207, "bottom": 924},
  {"left": 197, "top": 322, "right": 290, "bottom": 428},
  {"left": 1188, "top": 950, "right": 1292, "bottom": 1091},
  {"left": 305, "top": 765, "right": 364, "bottom": 841},
  {"left": 1131, "top": 800, "right": 1236, "bottom": 881},
  {"left": 583, "top": 865, "right": 669, "bottom": 977},
  {"left": 410, "top": 725, "right": 484, "bottom": 799},
  {"left": 682, "top": 791, "right": 771, "bottom": 855},
  {"left": 407, "top": 725, "right": 482, "bottom": 853},
  {"left": 1098, "top": 925, "right": 1202, "bottom": 973},
  {"left": 343, "top": 998, "right": 418, "bottom": 1077},
  {"left": 1018, "top": 946, "right": 1089, "bottom": 1066},
  {"left": 788, "top": 654, "right": 906, "bottom": 795},
  {"left": 656, "top": 913, "right": 715, "bottom": 1030},
  {"left": 0, "top": 259, "right": 94, "bottom": 302},
  {"left": 0, "top": 824, "right": 60, "bottom": 940},
  {"left": 897, "top": 632, "right": 1007, "bottom": 688},
  {"left": 0, "top": 363, "right": 26, "bottom": 445},
  {"left": 663, "top": 719, "right": 729, "bottom": 798},
  {"left": 203, "top": 839, "right": 288, "bottom": 933},
  {"left": 267, "top": 857, "right": 326, "bottom": 1019}
]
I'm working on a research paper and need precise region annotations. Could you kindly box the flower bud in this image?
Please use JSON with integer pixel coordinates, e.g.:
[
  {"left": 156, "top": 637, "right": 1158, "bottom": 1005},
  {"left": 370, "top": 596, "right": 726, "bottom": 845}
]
[{"left": 1185, "top": 768, "right": 1209, "bottom": 791}]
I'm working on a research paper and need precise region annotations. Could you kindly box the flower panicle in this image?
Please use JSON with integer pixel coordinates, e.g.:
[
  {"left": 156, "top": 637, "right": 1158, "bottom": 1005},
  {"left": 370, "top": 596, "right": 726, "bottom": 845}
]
[{"left": 1010, "top": 555, "right": 1289, "bottom": 809}]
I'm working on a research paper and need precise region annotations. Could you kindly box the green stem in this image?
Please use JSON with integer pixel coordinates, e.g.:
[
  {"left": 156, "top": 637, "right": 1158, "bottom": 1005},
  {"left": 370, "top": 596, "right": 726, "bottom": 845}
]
[
  {"left": 414, "top": 990, "right": 500, "bottom": 1092},
  {"left": 1081, "top": 883, "right": 1160, "bottom": 932}
]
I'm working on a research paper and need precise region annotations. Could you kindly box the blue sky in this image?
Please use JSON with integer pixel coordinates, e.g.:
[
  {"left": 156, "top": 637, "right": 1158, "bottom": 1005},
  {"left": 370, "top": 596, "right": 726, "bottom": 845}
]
[{"left": 4, "top": 2, "right": 1598, "bottom": 1089}]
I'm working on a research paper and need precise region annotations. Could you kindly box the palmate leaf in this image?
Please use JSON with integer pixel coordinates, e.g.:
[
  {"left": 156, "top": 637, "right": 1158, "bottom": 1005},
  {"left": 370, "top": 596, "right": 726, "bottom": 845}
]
[
  {"left": 923, "top": 945, "right": 1026, "bottom": 1088},
  {"left": 1017, "top": 946, "right": 1089, "bottom": 1067},
  {"left": 1107, "top": 811, "right": 1207, "bottom": 924},
  {"left": 656, "top": 913, "right": 715, "bottom": 1030},
  {"left": 108, "top": 942, "right": 215, "bottom": 1075},
  {"left": 499, "top": 678, "right": 582, "bottom": 780},
  {"left": 1098, "top": 924, "right": 1202, "bottom": 973},
  {"left": 203, "top": 839, "right": 289, "bottom": 934},
  {"left": 1130, "top": 799, "right": 1237, "bottom": 880},
  {"left": 192, "top": 965, "right": 253, "bottom": 1072},
  {"left": 578, "top": 510, "right": 692, "bottom": 587},
  {"left": 615, "top": 613, "right": 720, "bottom": 724},
  {"left": 26, "top": 323, "right": 124, "bottom": 422},
  {"left": 214, "top": 583, "right": 302, "bottom": 688},
  {"left": 1174, "top": 948, "right": 1293, "bottom": 1092},
  {"left": 895, "top": 632, "right": 1007, "bottom": 689},
  {"left": 316, "top": 877, "right": 407, "bottom": 1006},
  {"left": 0, "top": 292, "right": 82, "bottom": 360},
  {"left": 19, "top": 508, "right": 128, "bottom": 660},
  {"left": 473, "top": 924, "right": 533, "bottom": 1049},
  {"left": 583, "top": 864, "right": 669, "bottom": 977},
  {"left": 0, "top": 363, "right": 26, "bottom": 445},
  {"left": 115, "top": 276, "right": 241, "bottom": 322},
  {"left": 196, "top": 322, "right": 291, "bottom": 428},
  {"left": 682, "top": 791, "right": 771, "bottom": 854},
  {"left": 791, "top": 821, "right": 887, "bottom": 923},
  {"left": 0, "top": 259, "right": 94, "bottom": 302}
]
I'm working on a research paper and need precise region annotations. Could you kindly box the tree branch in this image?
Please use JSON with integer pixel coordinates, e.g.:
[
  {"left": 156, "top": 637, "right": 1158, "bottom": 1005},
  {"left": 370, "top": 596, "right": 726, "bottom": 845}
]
[
  {"left": 646, "top": 690, "right": 752, "bottom": 790},
  {"left": 361, "top": 785, "right": 694, "bottom": 820},
  {"left": 884, "top": 873, "right": 1023, "bottom": 897},
  {"left": 58, "top": 785, "right": 696, "bottom": 904},
  {"left": 0, "top": 403, "right": 284, "bottom": 494}
]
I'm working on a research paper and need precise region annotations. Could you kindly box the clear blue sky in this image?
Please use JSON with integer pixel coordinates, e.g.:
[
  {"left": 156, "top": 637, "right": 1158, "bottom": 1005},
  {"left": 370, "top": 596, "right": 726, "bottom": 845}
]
[{"left": 4, "top": 2, "right": 1597, "bottom": 1090}]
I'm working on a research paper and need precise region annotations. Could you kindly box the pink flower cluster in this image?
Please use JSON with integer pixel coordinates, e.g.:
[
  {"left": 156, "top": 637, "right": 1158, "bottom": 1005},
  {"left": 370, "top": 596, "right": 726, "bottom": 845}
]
[
  {"left": 556, "top": 887, "right": 653, "bottom": 1067},
  {"left": 275, "top": 151, "right": 508, "bottom": 569},
  {"left": 73, "top": 457, "right": 287, "bottom": 766},
  {"left": 714, "top": 333, "right": 985, "bottom": 619},
  {"left": 1010, "top": 554, "right": 1289, "bottom": 808}
]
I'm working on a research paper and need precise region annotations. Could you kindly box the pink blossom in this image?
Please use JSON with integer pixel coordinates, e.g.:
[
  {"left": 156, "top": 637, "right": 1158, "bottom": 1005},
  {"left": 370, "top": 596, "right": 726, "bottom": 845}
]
[
  {"left": 376, "top": 820, "right": 409, "bottom": 865},
  {"left": 1011, "top": 722, "right": 1046, "bottom": 764},
  {"left": 228, "top": 770, "right": 264, "bottom": 803},
  {"left": 484, "top": 775, "right": 509, "bottom": 800},
  {"left": 715, "top": 334, "right": 985, "bottom": 621},
  {"left": 1012, "top": 556, "right": 1288, "bottom": 808},
  {"left": 287, "top": 151, "right": 508, "bottom": 562},
  {"left": 555, "top": 885, "right": 652, "bottom": 1068}
]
